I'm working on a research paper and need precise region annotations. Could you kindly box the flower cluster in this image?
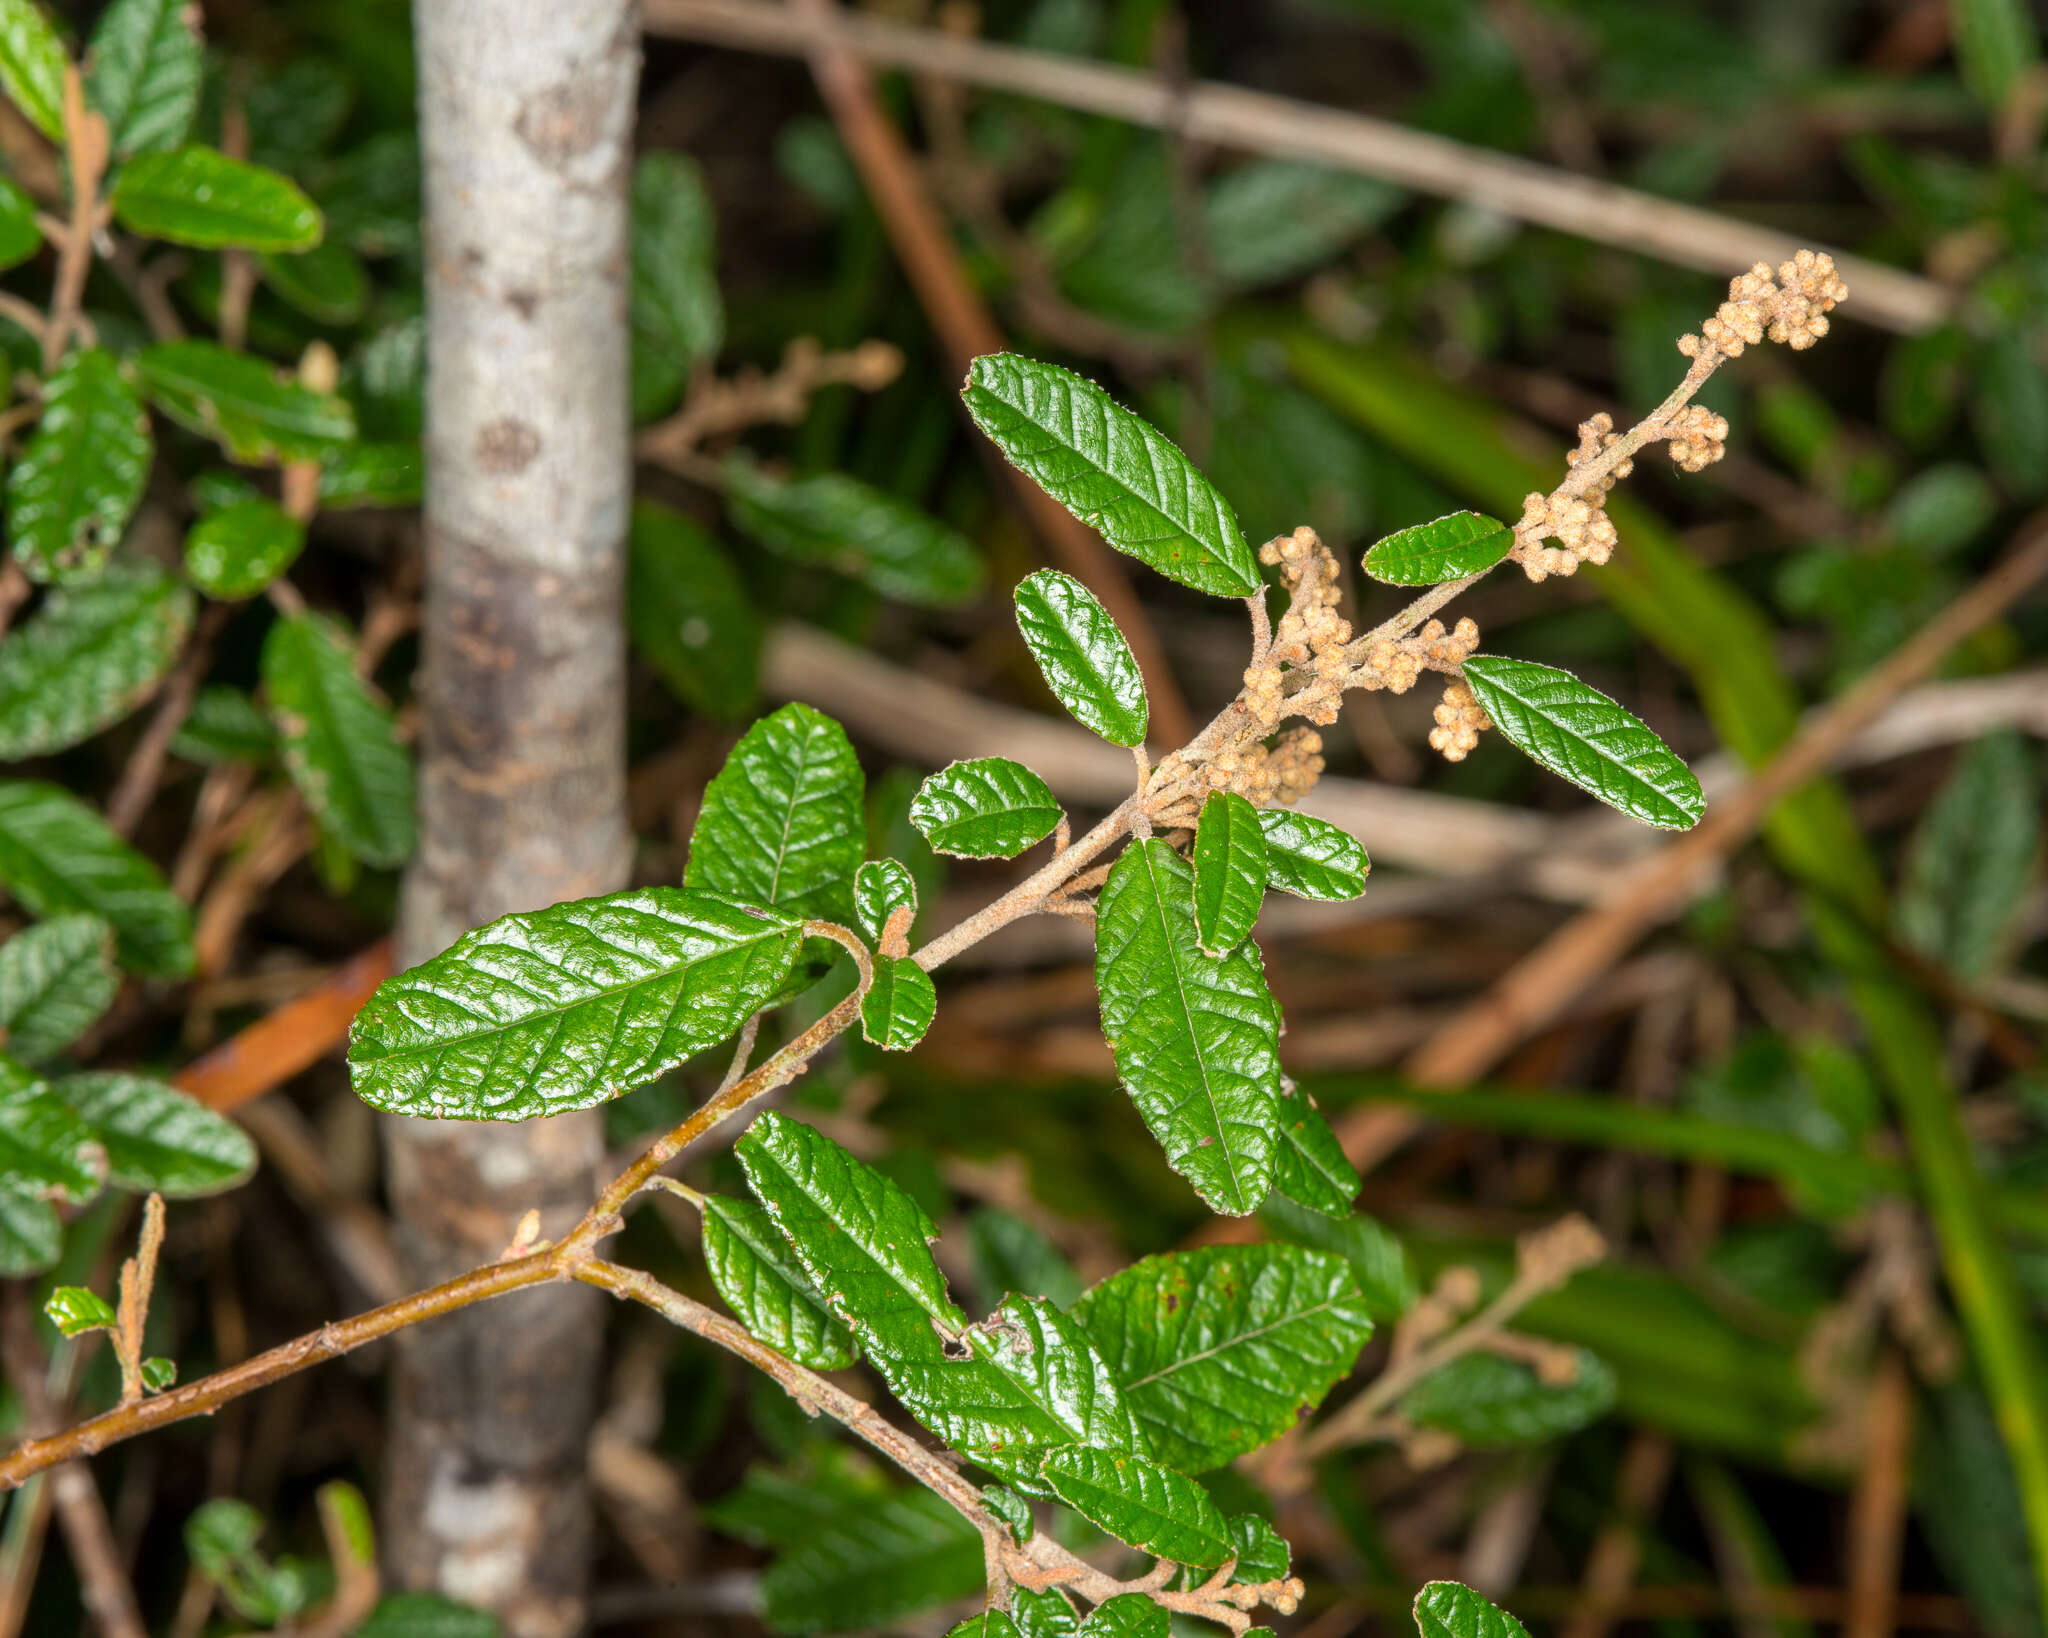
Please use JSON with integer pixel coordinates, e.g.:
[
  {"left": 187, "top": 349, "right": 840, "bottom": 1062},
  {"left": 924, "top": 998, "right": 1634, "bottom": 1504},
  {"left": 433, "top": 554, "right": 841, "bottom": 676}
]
[
  {"left": 1201, "top": 727, "right": 1326, "bottom": 805},
  {"left": 1664, "top": 403, "right": 1730, "bottom": 472},
  {"left": 1510, "top": 413, "right": 1625, "bottom": 581},
  {"left": 1428, "top": 677, "right": 1489, "bottom": 762},
  {"left": 1680, "top": 249, "right": 1848, "bottom": 361}
]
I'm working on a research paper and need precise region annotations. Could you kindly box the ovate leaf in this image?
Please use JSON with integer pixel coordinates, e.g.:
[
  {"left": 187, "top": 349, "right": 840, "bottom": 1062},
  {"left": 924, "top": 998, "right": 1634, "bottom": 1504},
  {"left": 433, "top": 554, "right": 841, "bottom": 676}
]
[
  {"left": 1257, "top": 810, "right": 1369, "bottom": 901},
  {"left": 172, "top": 686, "right": 274, "bottom": 765},
  {"left": 0, "top": 566, "right": 191, "bottom": 759},
  {"left": 45, "top": 1285, "right": 117, "bottom": 1336},
  {"left": 759, "top": 1486, "right": 982, "bottom": 1636},
  {"left": 183, "top": 499, "right": 306, "bottom": 600},
  {"left": 8, "top": 347, "right": 153, "bottom": 583},
  {"left": 860, "top": 955, "right": 936, "bottom": 1051},
  {"left": 1078, "top": 1595, "right": 1166, "bottom": 1638},
  {"left": 1072, "top": 1243, "right": 1373, "bottom": 1472},
  {"left": 1192, "top": 791, "right": 1265, "bottom": 955},
  {"left": 725, "top": 456, "right": 982, "bottom": 607},
  {"left": 318, "top": 442, "right": 422, "bottom": 509},
  {"left": 1258, "top": 1194, "right": 1417, "bottom": 1321},
  {"left": 58, "top": 1072, "right": 255, "bottom": 1196},
  {"left": 112, "top": 146, "right": 323, "bottom": 251},
  {"left": 911, "top": 758, "right": 1062, "bottom": 859},
  {"left": 1012, "top": 1588, "right": 1080, "bottom": 1638},
  {"left": 962, "top": 353, "right": 1258, "bottom": 598},
  {"left": 262, "top": 612, "right": 415, "bottom": 868},
  {"left": 0, "top": 1178, "right": 60, "bottom": 1276},
  {"left": 628, "top": 499, "right": 758, "bottom": 720},
  {"left": 1460, "top": 656, "right": 1705, "bottom": 830},
  {"left": 1270, "top": 1080, "right": 1360, "bottom": 1216},
  {"left": 1203, "top": 160, "right": 1401, "bottom": 288},
  {"left": 0, "top": 176, "right": 40, "bottom": 268},
  {"left": 1412, "top": 1581, "right": 1532, "bottom": 1638},
  {"left": 1899, "top": 730, "right": 2041, "bottom": 980},
  {"left": 0, "top": 914, "right": 118, "bottom": 1064},
  {"left": 0, "top": 1054, "right": 100, "bottom": 1198},
  {"left": 980, "top": 1486, "right": 1033, "bottom": 1543},
  {"left": 1014, "top": 569, "right": 1148, "bottom": 747},
  {"left": 700, "top": 1192, "right": 857, "bottom": 1371},
  {"left": 348, "top": 889, "right": 802, "bottom": 1119},
  {"left": 686, "top": 703, "right": 863, "bottom": 923},
  {"left": 1400, "top": 1348, "right": 1616, "bottom": 1447},
  {"left": 84, "top": 0, "right": 201, "bottom": 158},
  {"left": 632, "top": 152, "right": 722, "bottom": 374},
  {"left": 1095, "top": 841, "right": 1280, "bottom": 1215},
  {"left": 852, "top": 859, "right": 916, "bottom": 946},
  {"left": 1362, "top": 512, "right": 1513, "bottom": 586},
  {"left": 948, "top": 1611, "right": 1022, "bottom": 1638},
  {"left": 0, "top": 0, "right": 65, "bottom": 140},
  {"left": 0, "top": 781, "right": 192, "bottom": 976},
  {"left": 139, "top": 340, "right": 356, "bottom": 463},
  {"left": 1039, "top": 1447, "right": 1231, "bottom": 1568}
]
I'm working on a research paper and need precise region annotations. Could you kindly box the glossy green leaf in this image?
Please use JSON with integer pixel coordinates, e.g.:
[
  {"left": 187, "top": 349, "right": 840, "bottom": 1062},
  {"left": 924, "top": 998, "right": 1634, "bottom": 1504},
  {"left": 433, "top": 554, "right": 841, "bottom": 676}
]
[
  {"left": 0, "top": 567, "right": 190, "bottom": 760},
  {"left": 760, "top": 1485, "right": 982, "bottom": 1636},
  {"left": 0, "top": 175, "right": 38, "bottom": 268},
  {"left": 0, "top": 0, "right": 65, "bottom": 140},
  {"left": 1014, "top": 569, "right": 1148, "bottom": 747},
  {"left": 1257, "top": 810, "right": 1369, "bottom": 901},
  {"left": 262, "top": 612, "right": 415, "bottom": 868},
  {"left": 627, "top": 499, "right": 758, "bottom": 721},
  {"left": 961, "top": 354, "right": 1258, "bottom": 598},
  {"left": 1039, "top": 1447, "right": 1231, "bottom": 1567},
  {"left": 1400, "top": 1348, "right": 1617, "bottom": 1447},
  {"left": 354, "top": 1594, "right": 502, "bottom": 1638},
  {"left": 57, "top": 1071, "right": 256, "bottom": 1196},
  {"left": 258, "top": 240, "right": 369, "bottom": 323},
  {"left": 318, "top": 442, "right": 422, "bottom": 509},
  {"left": 1078, "top": 1595, "right": 1166, "bottom": 1638},
  {"left": 172, "top": 686, "right": 274, "bottom": 765},
  {"left": 948, "top": 1611, "right": 1022, "bottom": 1638},
  {"left": 45, "top": 1284, "right": 116, "bottom": 1336},
  {"left": 1412, "top": 1580, "right": 1532, "bottom": 1638},
  {"left": 1173, "top": 1512, "right": 1290, "bottom": 1591},
  {"left": 1012, "top": 1588, "right": 1080, "bottom": 1638},
  {"left": 138, "top": 340, "right": 356, "bottom": 463},
  {"left": 700, "top": 1192, "right": 857, "bottom": 1371},
  {"left": 1072, "top": 1243, "right": 1373, "bottom": 1472},
  {"left": 632, "top": 152, "right": 722, "bottom": 375},
  {"left": 1193, "top": 791, "right": 1266, "bottom": 955},
  {"left": 911, "top": 758, "right": 1062, "bottom": 860},
  {"left": 1095, "top": 841, "right": 1280, "bottom": 1215},
  {"left": 0, "top": 1054, "right": 100, "bottom": 1198},
  {"left": 1258, "top": 1194, "right": 1417, "bottom": 1321},
  {"left": 183, "top": 499, "right": 305, "bottom": 599},
  {"left": 112, "top": 146, "right": 323, "bottom": 251},
  {"left": 860, "top": 955, "right": 936, "bottom": 1051},
  {"left": 1270, "top": 1080, "right": 1360, "bottom": 1215},
  {"left": 349, "top": 888, "right": 803, "bottom": 1119},
  {"left": 1460, "top": 656, "right": 1704, "bottom": 830},
  {"left": 1362, "top": 512, "right": 1513, "bottom": 586},
  {"left": 84, "top": 0, "right": 201, "bottom": 157},
  {"left": 0, "top": 1178, "right": 60, "bottom": 1275},
  {"left": 0, "top": 914, "right": 118, "bottom": 1064},
  {"left": 8, "top": 348, "right": 153, "bottom": 584},
  {"left": 0, "top": 780, "right": 194, "bottom": 976},
  {"left": 686, "top": 703, "right": 863, "bottom": 923},
  {"left": 1899, "top": 731, "right": 2041, "bottom": 980},
  {"left": 980, "top": 1485, "right": 1033, "bottom": 1543},
  {"left": 1203, "top": 160, "right": 1402, "bottom": 289},
  {"left": 139, "top": 1355, "right": 175, "bottom": 1391},
  {"left": 853, "top": 859, "right": 917, "bottom": 946},
  {"left": 725, "top": 456, "right": 982, "bottom": 607}
]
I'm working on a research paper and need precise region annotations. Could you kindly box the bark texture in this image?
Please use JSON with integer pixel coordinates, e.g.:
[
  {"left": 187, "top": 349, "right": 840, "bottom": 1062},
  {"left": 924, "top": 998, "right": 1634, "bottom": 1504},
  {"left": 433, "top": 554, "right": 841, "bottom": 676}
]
[{"left": 386, "top": 6, "right": 639, "bottom": 1635}]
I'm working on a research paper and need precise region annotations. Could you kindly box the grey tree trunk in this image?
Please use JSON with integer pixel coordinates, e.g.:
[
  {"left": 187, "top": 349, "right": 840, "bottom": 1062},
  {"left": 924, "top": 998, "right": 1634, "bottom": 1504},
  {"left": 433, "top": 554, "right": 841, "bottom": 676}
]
[{"left": 384, "top": 6, "right": 639, "bottom": 1635}]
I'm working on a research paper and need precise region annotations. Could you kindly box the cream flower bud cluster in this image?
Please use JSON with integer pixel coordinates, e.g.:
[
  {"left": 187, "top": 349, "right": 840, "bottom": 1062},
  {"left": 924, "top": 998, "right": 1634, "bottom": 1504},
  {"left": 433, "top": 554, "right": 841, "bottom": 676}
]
[
  {"left": 1679, "top": 250, "right": 1847, "bottom": 361},
  {"left": 1203, "top": 727, "right": 1325, "bottom": 805},
  {"left": 1428, "top": 677, "right": 1489, "bottom": 762},
  {"left": 1357, "top": 615, "right": 1481, "bottom": 697},
  {"left": 1511, "top": 414, "right": 1625, "bottom": 582},
  {"left": 1247, "top": 526, "right": 1350, "bottom": 729},
  {"left": 1665, "top": 403, "right": 1730, "bottom": 472}
]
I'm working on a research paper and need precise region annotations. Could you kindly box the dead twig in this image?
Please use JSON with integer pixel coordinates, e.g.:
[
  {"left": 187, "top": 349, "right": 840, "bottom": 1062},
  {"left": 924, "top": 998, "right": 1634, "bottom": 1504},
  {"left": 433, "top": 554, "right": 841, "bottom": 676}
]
[{"left": 1846, "top": 1352, "right": 1914, "bottom": 1638}]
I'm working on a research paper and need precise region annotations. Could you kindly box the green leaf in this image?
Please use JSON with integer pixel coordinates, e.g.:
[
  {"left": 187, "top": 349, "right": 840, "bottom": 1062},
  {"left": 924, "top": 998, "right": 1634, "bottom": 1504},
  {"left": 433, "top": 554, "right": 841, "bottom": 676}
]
[
  {"left": 1952, "top": 0, "right": 2039, "bottom": 108},
  {"left": 1270, "top": 1080, "right": 1360, "bottom": 1215},
  {"left": 0, "top": 1054, "right": 100, "bottom": 1198},
  {"left": 686, "top": 703, "right": 864, "bottom": 924},
  {"left": 1888, "top": 463, "right": 1997, "bottom": 556},
  {"left": 0, "top": 0, "right": 65, "bottom": 141},
  {"left": 961, "top": 354, "right": 1258, "bottom": 598},
  {"left": 0, "top": 914, "right": 118, "bottom": 1064},
  {"left": 0, "top": 566, "right": 190, "bottom": 760},
  {"left": 700, "top": 1192, "right": 857, "bottom": 1371},
  {"left": 83, "top": 0, "right": 200, "bottom": 158},
  {"left": 356, "top": 1594, "right": 502, "bottom": 1638},
  {"left": 1258, "top": 1195, "right": 1416, "bottom": 1322},
  {"left": 1460, "top": 656, "right": 1704, "bottom": 830},
  {"left": 1079, "top": 1595, "right": 1166, "bottom": 1638},
  {"left": 1257, "top": 810, "right": 1369, "bottom": 901},
  {"left": 1204, "top": 161, "right": 1401, "bottom": 289},
  {"left": 183, "top": 499, "right": 305, "bottom": 599},
  {"left": 112, "top": 146, "right": 323, "bottom": 251},
  {"left": 949, "top": 1611, "right": 1023, "bottom": 1638},
  {"left": 319, "top": 442, "right": 421, "bottom": 509},
  {"left": 861, "top": 955, "right": 936, "bottom": 1051},
  {"left": 725, "top": 456, "right": 983, "bottom": 608},
  {"left": 1072, "top": 1243, "right": 1373, "bottom": 1472},
  {"left": 627, "top": 499, "right": 758, "bottom": 721},
  {"left": 0, "top": 780, "right": 194, "bottom": 976},
  {"left": 172, "top": 686, "right": 274, "bottom": 765},
  {"left": 967, "top": 1208, "right": 1083, "bottom": 1311},
  {"left": 852, "top": 859, "right": 917, "bottom": 946},
  {"left": 138, "top": 340, "right": 356, "bottom": 463},
  {"left": 1192, "top": 791, "right": 1265, "bottom": 955},
  {"left": 1400, "top": 1349, "right": 1617, "bottom": 1447},
  {"left": 57, "top": 1072, "right": 255, "bottom": 1196},
  {"left": 1014, "top": 569, "right": 1148, "bottom": 747},
  {"left": 1973, "top": 342, "right": 2048, "bottom": 501},
  {"left": 911, "top": 758, "right": 1062, "bottom": 859},
  {"left": 1039, "top": 1447, "right": 1231, "bottom": 1567},
  {"left": 1011, "top": 1588, "right": 1080, "bottom": 1638},
  {"left": 258, "top": 240, "right": 369, "bottom": 324},
  {"left": 980, "top": 1486, "right": 1033, "bottom": 1543},
  {"left": 1174, "top": 1513, "right": 1290, "bottom": 1591},
  {"left": 632, "top": 152, "right": 722, "bottom": 374},
  {"left": 1412, "top": 1580, "right": 1532, "bottom": 1638},
  {"left": 44, "top": 1284, "right": 116, "bottom": 1336},
  {"left": 140, "top": 1354, "right": 175, "bottom": 1391},
  {"left": 760, "top": 1485, "right": 982, "bottom": 1636},
  {"left": 1899, "top": 731, "right": 2041, "bottom": 980},
  {"left": 1095, "top": 840, "right": 1280, "bottom": 1216},
  {"left": 8, "top": 348, "right": 153, "bottom": 584},
  {"left": 0, "top": 175, "right": 39, "bottom": 269},
  {"left": 1362, "top": 512, "right": 1513, "bottom": 586},
  {"left": 349, "top": 888, "right": 803, "bottom": 1120},
  {"left": 262, "top": 612, "right": 415, "bottom": 868},
  {"left": 0, "top": 1178, "right": 60, "bottom": 1276}
]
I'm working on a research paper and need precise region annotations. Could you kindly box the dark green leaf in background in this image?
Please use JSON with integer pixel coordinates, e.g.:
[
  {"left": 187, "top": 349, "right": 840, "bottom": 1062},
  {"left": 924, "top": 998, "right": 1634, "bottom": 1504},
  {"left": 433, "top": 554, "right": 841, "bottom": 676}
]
[
  {"left": 139, "top": 340, "right": 357, "bottom": 463},
  {"left": 632, "top": 152, "right": 724, "bottom": 380},
  {"left": 171, "top": 686, "right": 274, "bottom": 765},
  {"left": 0, "top": 176, "right": 40, "bottom": 269},
  {"left": 1203, "top": 160, "right": 1403, "bottom": 289},
  {"left": 0, "top": 914, "right": 118, "bottom": 1065},
  {"left": 1192, "top": 791, "right": 1266, "bottom": 955},
  {"left": 0, "top": 780, "right": 194, "bottom": 976},
  {"left": 911, "top": 758, "right": 1062, "bottom": 859},
  {"left": 58, "top": 1072, "right": 256, "bottom": 1195},
  {"left": 0, "top": 0, "right": 66, "bottom": 141},
  {"left": 84, "top": 0, "right": 201, "bottom": 158},
  {"left": 8, "top": 348, "right": 153, "bottom": 584},
  {"left": 0, "top": 567, "right": 190, "bottom": 761},
  {"left": 627, "top": 499, "right": 759, "bottom": 721},
  {"left": 1899, "top": 731, "right": 2040, "bottom": 980},
  {"left": 354, "top": 1595, "right": 502, "bottom": 1638},
  {"left": 258, "top": 240, "right": 370, "bottom": 324},
  {"left": 759, "top": 1486, "right": 981, "bottom": 1637},
  {"left": 0, "top": 1053, "right": 101, "bottom": 1198},
  {"left": 1014, "top": 569, "right": 1148, "bottom": 747},
  {"left": 319, "top": 443, "right": 422, "bottom": 509},
  {"left": 0, "top": 1178, "right": 60, "bottom": 1276},
  {"left": 184, "top": 499, "right": 306, "bottom": 599},
  {"left": 112, "top": 146, "right": 324, "bottom": 251},
  {"left": 1400, "top": 1349, "right": 1617, "bottom": 1447}
]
